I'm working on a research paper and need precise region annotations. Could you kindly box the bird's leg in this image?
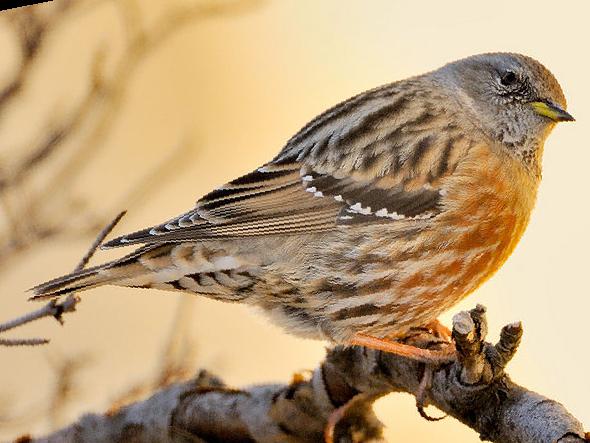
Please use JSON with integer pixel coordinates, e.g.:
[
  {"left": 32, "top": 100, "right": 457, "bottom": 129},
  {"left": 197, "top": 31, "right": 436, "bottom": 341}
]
[
  {"left": 415, "top": 319, "right": 452, "bottom": 419},
  {"left": 350, "top": 333, "right": 455, "bottom": 364},
  {"left": 351, "top": 322, "right": 454, "bottom": 421},
  {"left": 327, "top": 323, "right": 454, "bottom": 437}
]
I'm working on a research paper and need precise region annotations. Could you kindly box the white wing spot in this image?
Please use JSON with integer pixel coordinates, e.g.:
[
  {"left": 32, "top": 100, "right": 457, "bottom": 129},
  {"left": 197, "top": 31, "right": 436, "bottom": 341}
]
[
  {"left": 306, "top": 186, "right": 317, "bottom": 193},
  {"left": 339, "top": 215, "right": 353, "bottom": 220},
  {"left": 349, "top": 202, "right": 372, "bottom": 215},
  {"left": 302, "top": 175, "right": 313, "bottom": 182},
  {"left": 334, "top": 195, "right": 344, "bottom": 202},
  {"left": 314, "top": 191, "right": 324, "bottom": 197},
  {"left": 412, "top": 212, "right": 434, "bottom": 220},
  {"left": 149, "top": 228, "right": 159, "bottom": 235},
  {"left": 389, "top": 212, "right": 405, "bottom": 220}
]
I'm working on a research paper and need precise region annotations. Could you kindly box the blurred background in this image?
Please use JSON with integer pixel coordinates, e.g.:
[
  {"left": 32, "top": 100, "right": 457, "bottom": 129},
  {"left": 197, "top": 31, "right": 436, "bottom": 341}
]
[{"left": 0, "top": 0, "right": 587, "bottom": 441}]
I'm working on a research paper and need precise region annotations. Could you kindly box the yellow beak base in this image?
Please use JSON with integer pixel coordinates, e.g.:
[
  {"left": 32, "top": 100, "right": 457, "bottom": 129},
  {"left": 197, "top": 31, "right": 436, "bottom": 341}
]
[{"left": 529, "top": 101, "right": 575, "bottom": 122}]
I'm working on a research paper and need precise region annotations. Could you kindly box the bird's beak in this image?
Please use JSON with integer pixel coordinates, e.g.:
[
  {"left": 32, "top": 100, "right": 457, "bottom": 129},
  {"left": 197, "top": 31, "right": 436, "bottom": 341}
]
[{"left": 529, "top": 101, "right": 575, "bottom": 122}]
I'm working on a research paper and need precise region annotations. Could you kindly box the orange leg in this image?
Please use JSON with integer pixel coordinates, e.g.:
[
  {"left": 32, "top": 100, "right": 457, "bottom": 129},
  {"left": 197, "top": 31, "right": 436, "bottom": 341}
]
[{"left": 350, "top": 333, "right": 455, "bottom": 364}]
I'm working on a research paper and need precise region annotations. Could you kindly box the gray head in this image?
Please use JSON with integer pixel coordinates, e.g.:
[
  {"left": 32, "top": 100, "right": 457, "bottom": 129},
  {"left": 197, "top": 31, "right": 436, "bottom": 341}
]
[{"left": 433, "top": 53, "right": 573, "bottom": 167}]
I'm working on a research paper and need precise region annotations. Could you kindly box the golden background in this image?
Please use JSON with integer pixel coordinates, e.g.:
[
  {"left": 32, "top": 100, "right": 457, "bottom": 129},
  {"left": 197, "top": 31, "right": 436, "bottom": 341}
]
[{"left": 0, "top": 0, "right": 587, "bottom": 440}]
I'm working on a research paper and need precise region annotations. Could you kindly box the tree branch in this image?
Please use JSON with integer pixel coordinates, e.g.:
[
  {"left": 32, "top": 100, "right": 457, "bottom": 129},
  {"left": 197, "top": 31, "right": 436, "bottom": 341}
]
[{"left": 25, "top": 306, "right": 588, "bottom": 443}]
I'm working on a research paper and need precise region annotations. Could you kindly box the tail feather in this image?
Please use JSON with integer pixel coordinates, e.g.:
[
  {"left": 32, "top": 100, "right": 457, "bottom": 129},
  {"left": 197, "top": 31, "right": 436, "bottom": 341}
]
[
  {"left": 30, "top": 244, "right": 166, "bottom": 300},
  {"left": 30, "top": 266, "right": 114, "bottom": 300}
]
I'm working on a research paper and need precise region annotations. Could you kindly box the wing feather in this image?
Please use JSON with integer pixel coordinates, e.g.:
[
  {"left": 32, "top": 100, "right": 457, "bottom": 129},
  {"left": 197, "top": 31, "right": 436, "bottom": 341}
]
[{"left": 103, "top": 80, "right": 471, "bottom": 248}]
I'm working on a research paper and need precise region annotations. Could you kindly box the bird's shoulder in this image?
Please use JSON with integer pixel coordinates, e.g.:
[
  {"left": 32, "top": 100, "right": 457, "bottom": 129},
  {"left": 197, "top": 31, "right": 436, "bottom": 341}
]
[{"left": 274, "top": 76, "right": 478, "bottom": 179}]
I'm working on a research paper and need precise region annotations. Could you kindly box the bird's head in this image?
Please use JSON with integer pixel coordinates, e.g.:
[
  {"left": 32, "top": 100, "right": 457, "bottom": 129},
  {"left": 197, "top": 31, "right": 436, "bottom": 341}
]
[{"left": 434, "top": 52, "right": 573, "bottom": 170}]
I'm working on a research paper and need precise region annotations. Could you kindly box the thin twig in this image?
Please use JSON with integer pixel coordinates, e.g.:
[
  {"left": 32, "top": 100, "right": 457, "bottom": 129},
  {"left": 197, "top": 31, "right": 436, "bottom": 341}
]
[
  {"left": 0, "top": 0, "right": 100, "bottom": 117},
  {"left": 0, "top": 338, "right": 49, "bottom": 346},
  {"left": 74, "top": 210, "right": 126, "bottom": 271},
  {"left": 154, "top": 296, "right": 197, "bottom": 387},
  {"left": 0, "top": 301, "right": 68, "bottom": 334},
  {"left": 0, "top": 211, "right": 126, "bottom": 345},
  {"left": 0, "top": 2, "right": 109, "bottom": 265}
]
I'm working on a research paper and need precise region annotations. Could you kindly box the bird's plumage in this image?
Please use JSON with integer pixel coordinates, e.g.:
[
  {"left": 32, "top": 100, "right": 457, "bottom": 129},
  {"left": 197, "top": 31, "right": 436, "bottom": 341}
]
[{"left": 32, "top": 53, "right": 572, "bottom": 344}]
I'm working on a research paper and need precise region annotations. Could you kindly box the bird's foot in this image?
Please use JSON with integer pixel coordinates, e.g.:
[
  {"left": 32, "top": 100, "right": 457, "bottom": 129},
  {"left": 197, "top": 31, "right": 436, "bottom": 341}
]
[
  {"left": 350, "top": 321, "right": 455, "bottom": 422},
  {"left": 414, "top": 364, "right": 447, "bottom": 421}
]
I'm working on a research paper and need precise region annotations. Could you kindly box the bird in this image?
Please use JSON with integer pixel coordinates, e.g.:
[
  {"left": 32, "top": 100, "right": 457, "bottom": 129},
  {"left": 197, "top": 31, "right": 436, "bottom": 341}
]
[{"left": 32, "top": 52, "right": 573, "bottom": 361}]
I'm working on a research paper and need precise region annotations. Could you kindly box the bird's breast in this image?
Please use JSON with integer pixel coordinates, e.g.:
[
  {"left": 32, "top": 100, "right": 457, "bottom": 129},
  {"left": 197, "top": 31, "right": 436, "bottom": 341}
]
[{"left": 388, "top": 143, "right": 538, "bottom": 329}]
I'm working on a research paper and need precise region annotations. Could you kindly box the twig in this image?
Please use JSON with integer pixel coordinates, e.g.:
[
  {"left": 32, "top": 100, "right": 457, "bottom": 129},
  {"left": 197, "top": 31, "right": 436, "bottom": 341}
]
[
  {"left": 154, "top": 296, "right": 197, "bottom": 386},
  {"left": 0, "top": 299, "right": 76, "bottom": 334},
  {"left": 0, "top": 1, "right": 109, "bottom": 264},
  {"left": 0, "top": 338, "right": 49, "bottom": 346},
  {"left": 73, "top": 210, "right": 126, "bottom": 271},
  {"left": 0, "top": 211, "right": 126, "bottom": 345}
]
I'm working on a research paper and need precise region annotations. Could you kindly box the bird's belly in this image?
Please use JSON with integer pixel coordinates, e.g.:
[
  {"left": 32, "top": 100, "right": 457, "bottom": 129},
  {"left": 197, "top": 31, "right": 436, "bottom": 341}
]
[
  {"left": 393, "top": 218, "right": 523, "bottom": 331},
  {"left": 259, "top": 210, "right": 521, "bottom": 343},
  {"left": 328, "top": 215, "right": 525, "bottom": 341}
]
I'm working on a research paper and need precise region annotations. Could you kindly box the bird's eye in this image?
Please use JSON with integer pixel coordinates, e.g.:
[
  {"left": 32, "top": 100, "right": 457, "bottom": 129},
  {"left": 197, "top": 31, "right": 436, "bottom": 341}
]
[{"left": 500, "top": 70, "right": 518, "bottom": 87}]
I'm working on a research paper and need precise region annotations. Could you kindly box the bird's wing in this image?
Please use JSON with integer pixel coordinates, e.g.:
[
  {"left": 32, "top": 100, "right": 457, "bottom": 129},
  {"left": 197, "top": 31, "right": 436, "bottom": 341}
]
[{"left": 103, "top": 82, "right": 472, "bottom": 247}]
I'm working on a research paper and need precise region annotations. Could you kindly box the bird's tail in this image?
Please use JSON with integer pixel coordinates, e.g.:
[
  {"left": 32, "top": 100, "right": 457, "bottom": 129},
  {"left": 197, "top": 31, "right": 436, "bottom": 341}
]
[
  {"left": 30, "top": 266, "right": 116, "bottom": 299},
  {"left": 30, "top": 245, "right": 163, "bottom": 300}
]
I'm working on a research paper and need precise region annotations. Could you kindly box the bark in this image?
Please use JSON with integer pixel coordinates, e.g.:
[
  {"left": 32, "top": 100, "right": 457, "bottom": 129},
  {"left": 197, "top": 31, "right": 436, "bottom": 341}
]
[{"left": 23, "top": 306, "right": 588, "bottom": 443}]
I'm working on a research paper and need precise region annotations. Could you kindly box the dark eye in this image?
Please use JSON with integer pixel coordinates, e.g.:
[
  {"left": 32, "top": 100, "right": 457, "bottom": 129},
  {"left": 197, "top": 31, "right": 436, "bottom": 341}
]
[{"left": 500, "top": 70, "right": 518, "bottom": 86}]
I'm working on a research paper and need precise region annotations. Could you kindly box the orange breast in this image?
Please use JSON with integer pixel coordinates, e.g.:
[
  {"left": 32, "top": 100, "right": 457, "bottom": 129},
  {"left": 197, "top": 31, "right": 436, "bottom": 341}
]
[{"left": 389, "top": 143, "right": 538, "bottom": 331}]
